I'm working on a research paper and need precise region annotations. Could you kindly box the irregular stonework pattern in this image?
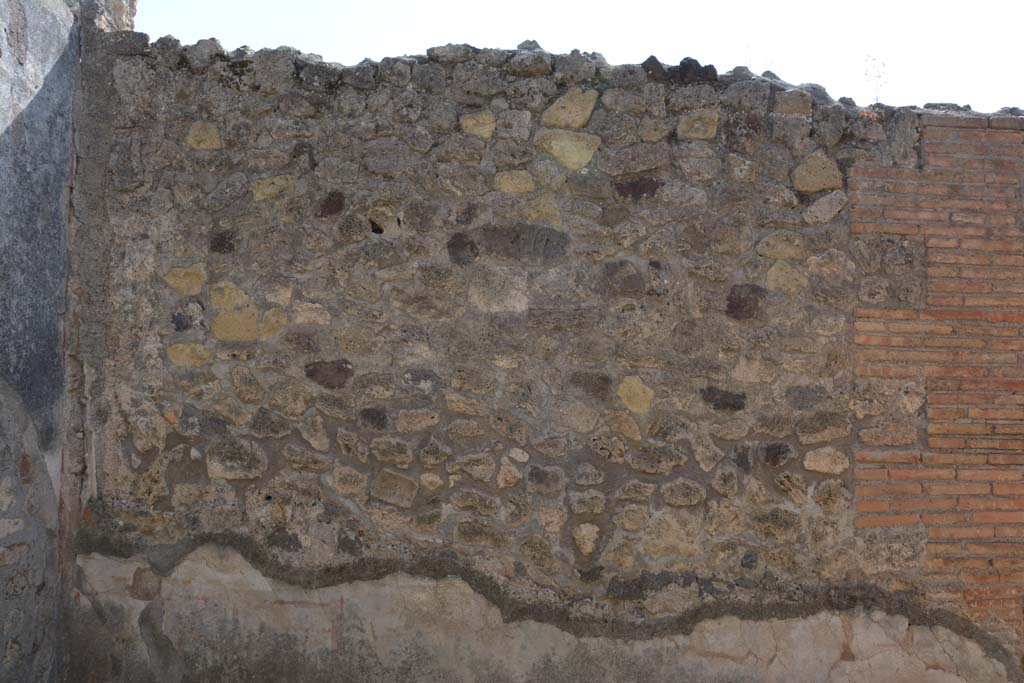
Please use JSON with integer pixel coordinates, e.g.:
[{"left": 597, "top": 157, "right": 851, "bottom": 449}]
[{"left": 64, "top": 33, "right": 1024, "bottom": 681}]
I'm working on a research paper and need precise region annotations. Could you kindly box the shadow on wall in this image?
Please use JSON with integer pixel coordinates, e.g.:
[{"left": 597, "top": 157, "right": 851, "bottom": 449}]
[
  {"left": 0, "top": 8, "right": 78, "bottom": 451},
  {"left": 0, "top": 2, "right": 78, "bottom": 679}
]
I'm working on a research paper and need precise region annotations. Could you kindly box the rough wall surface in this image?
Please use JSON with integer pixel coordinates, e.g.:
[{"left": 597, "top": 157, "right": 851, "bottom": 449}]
[
  {"left": 0, "top": 0, "right": 77, "bottom": 680},
  {"left": 57, "top": 31, "right": 1024, "bottom": 683}
]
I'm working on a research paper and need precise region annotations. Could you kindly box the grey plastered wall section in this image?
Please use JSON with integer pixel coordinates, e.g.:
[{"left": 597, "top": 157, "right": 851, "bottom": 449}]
[
  {"left": 0, "top": 0, "right": 77, "bottom": 680},
  {"left": 1, "top": 1, "right": 134, "bottom": 680}
]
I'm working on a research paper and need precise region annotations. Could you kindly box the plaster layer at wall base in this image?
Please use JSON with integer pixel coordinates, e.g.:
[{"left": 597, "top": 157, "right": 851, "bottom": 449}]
[{"left": 70, "top": 544, "right": 1008, "bottom": 683}]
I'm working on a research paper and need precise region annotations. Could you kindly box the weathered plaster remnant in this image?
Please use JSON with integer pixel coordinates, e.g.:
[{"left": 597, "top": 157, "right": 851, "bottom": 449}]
[{"left": 69, "top": 545, "right": 1011, "bottom": 682}]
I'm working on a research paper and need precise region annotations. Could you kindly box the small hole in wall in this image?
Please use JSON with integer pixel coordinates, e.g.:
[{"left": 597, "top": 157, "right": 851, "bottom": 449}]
[{"left": 370, "top": 220, "right": 384, "bottom": 235}]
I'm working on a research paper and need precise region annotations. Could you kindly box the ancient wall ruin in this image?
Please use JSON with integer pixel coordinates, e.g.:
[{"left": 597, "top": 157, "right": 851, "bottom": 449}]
[{"left": 4, "top": 5, "right": 1024, "bottom": 680}]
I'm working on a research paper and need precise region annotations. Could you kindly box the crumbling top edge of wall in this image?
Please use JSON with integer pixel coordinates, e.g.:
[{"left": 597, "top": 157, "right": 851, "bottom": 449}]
[{"left": 112, "top": 32, "right": 1024, "bottom": 123}]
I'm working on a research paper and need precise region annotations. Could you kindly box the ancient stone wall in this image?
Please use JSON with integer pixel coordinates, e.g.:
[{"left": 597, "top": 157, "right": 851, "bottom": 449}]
[{"left": 55, "top": 31, "right": 1024, "bottom": 683}]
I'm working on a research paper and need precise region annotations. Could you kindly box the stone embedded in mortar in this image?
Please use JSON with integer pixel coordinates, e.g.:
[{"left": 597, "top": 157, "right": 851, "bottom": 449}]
[
  {"left": 317, "top": 191, "right": 346, "bottom": 217},
  {"left": 323, "top": 465, "right": 368, "bottom": 499},
  {"left": 712, "top": 466, "right": 739, "bottom": 497},
  {"left": 766, "top": 260, "right": 809, "bottom": 295},
  {"left": 299, "top": 411, "right": 330, "bottom": 451},
  {"left": 210, "top": 282, "right": 251, "bottom": 310},
  {"left": 700, "top": 386, "right": 747, "bottom": 411},
  {"left": 803, "top": 446, "right": 850, "bottom": 475},
  {"left": 166, "top": 342, "right": 212, "bottom": 367},
  {"left": 185, "top": 121, "right": 222, "bottom": 150},
  {"left": 803, "top": 190, "right": 847, "bottom": 224},
  {"left": 359, "top": 407, "right": 389, "bottom": 431},
  {"left": 534, "top": 128, "right": 601, "bottom": 170},
  {"left": 567, "top": 371, "right": 613, "bottom": 402},
  {"left": 370, "top": 437, "right": 413, "bottom": 468},
  {"left": 725, "top": 284, "right": 767, "bottom": 320},
  {"left": 760, "top": 442, "right": 794, "bottom": 468},
  {"left": 231, "top": 367, "right": 264, "bottom": 403},
  {"left": 447, "top": 453, "right": 496, "bottom": 482},
  {"left": 756, "top": 231, "right": 806, "bottom": 261},
  {"left": 791, "top": 152, "right": 842, "bottom": 193},
  {"left": 478, "top": 223, "right": 569, "bottom": 265},
  {"left": 163, "top": 263, "right": 206, "bottom": 295},
  {"left": 259, "top": 308, "right": 288, "bottom": 340},
  {"left": 573, "top": 523, "right": 600, "bottom": 555},
  {"left": 206, "top": 439, "right": 267, "bottom": 480},
  {"left": 613, "top": 176, "right": 663, "bottom": 202},
  {"left": 252, "top": 174, "right": 296, "bottom": 201},
  {"left": 455, "top": 520, "right": 505, "bottom": 547},
  {"left": 304, "top": 359, "right": 354, "bottom": 389},
  {"left": 662, "top": 478, "right": 707, "bottom": 507},
  {"left": 370, "top": 469, "right": 419, "bottom": 508},
  {"left": 460, "top": 110, "right": 496, "bottom": 139},
  {"left": 617, "top": 376, "right": 654, "bottom": 414},
  {"left": 493, "top": 170, "right": 536, "bottom": 193},
  {"left": 497, "top": 457, "right": 523, "bottom": 488},
  {"left": 396, "top": 409, "right": 439, "bottom": 432},
  {"left": 446, "top": 232, "right": 480, "bottom": 266},
  {"left": 676, "top": 108, "right": 719, "bottom": 140},
  {"left": 776, "top": 472, "right": 807, "bottom": 505},
  {"left": 797, "top": 412, "right": 852, "bottom": 445},
  {"left": 451, "top": 489, "right": 500, "bottom": 516},
  {"left": 541, "top": 87, "right": 599, "bottom": 129},
  {"left": 250, "top": 407, "right": 292, "bottom": 438},
  {"left": 773, "top": 90, "right": 813, "bottom": 117},
  {"left": 211, "top": 307, "right": 260, "bottom": 341},
  {"left": 526, "top": 465, "right": 566, "bottom": 497}
]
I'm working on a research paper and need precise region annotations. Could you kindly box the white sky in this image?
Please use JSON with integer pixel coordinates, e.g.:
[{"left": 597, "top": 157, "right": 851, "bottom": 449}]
[{"left": 136, "top": 0, "right": 1023, "bottom": 113}]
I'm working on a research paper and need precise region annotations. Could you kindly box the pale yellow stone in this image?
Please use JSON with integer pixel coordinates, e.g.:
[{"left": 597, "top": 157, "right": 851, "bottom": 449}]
[
  {"left": 804, "top": 446, "right": 850, "bottom": 475},
  {"left": 163, "top": 264, "right": 206, "bottom": 296},
  {"left": 396, "top": 409, "right": 440, "bottom": 432},
  {"left": 167, "top": 343, "right": 212, "bottom": 367},
  {"left": 252, "top": 174, "right": 295, "bottom": 201},
  {"left": 259, "top": 308, "right": 288, "bottom": 340},
  {"left": 540, "top": 87, "right": 599, "bottom": 129},
  {"left": 766, "top": 260, "right": 809, "bottom": 295},
  {"left": 186, "top": 121, "right": 222, "bottom": 150},
  {"left": 538, "top": 506, "right": 567, "bottom": 533},
  {"left": 617, "top": 375, "right": 654, "bottom": 414},
  {"left": 573, "top": 523, "right": 600, "bottom": 556},
  {"left": 676, "top": 109, "right": 719, "bottom": 140},
  {"left": 507, "top": 447, "right": 530, "bottom": 463},
  {"left": 459, "top": 110, "right": 496, "bottom": 139},
  {"left": 211, "top": 307, "right": 261, "bottom": 341},
  {"left": 497, "top": 457, "right": 522, "bottom": 489},
  {"left": 792, "top": 152, "right": 842, "bottom": 193},
  {"left": 493, "top": 170, "right": 536, "bottom": 193},
  {"left": 534, "top": 129, "right": 601, "bottom": 170},
  {"left": 210, "top": 282, "right": 250, "bottom": 309}
]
